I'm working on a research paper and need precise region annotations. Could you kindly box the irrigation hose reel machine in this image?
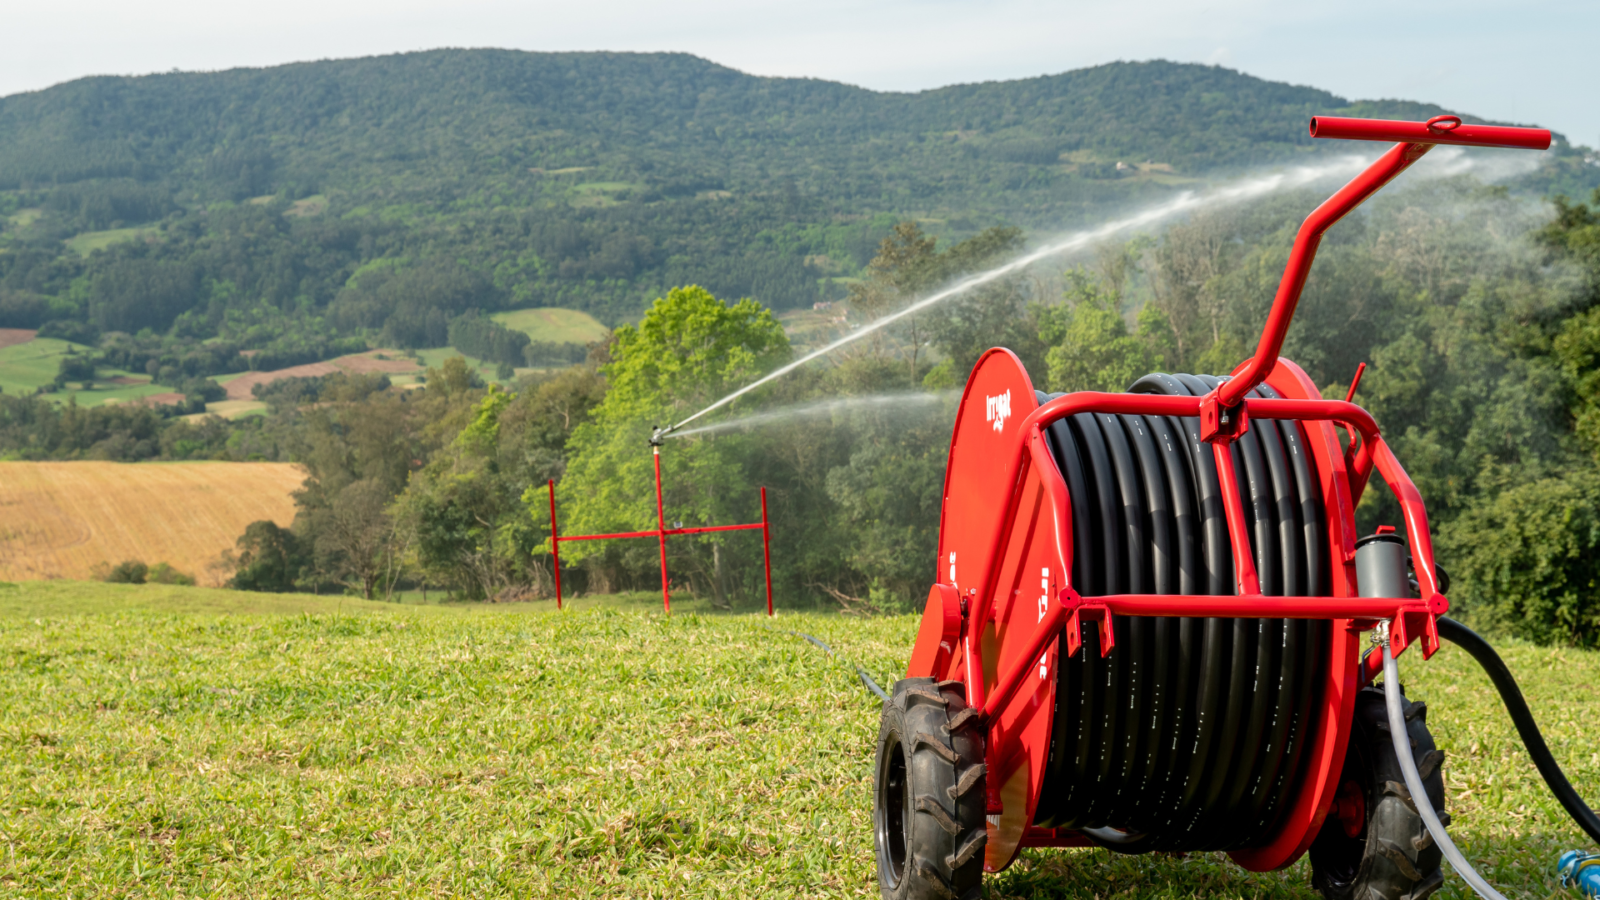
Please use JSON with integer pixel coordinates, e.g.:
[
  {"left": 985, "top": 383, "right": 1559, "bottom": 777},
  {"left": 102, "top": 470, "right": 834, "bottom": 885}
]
[{"left": 873, "top": 115, "right": 1600, "bottom": 900}]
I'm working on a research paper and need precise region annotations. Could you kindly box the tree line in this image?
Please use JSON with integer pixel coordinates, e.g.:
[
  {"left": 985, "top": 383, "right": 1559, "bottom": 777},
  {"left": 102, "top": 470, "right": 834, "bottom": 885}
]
[{"left": 4, "top": 175, "right": 1594, "bottom": 647}]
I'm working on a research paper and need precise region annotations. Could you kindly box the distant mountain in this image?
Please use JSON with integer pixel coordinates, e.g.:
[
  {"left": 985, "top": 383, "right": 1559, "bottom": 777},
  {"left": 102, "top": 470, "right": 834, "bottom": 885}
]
[{"left": 0, "top": 50, "right": 1590, "bottom": 337}]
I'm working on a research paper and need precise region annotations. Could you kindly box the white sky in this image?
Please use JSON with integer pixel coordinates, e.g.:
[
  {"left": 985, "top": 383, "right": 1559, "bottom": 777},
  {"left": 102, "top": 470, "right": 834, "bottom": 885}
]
[{"left": 4, "top": 0, "right": 1594, "bottom": 148}]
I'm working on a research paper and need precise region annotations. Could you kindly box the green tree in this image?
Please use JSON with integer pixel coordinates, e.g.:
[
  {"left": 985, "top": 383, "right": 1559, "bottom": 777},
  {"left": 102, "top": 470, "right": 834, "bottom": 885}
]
[
  {"left": 1038, "top": 267, "right": 1166, "bottom": 393},
  {"left": 1441, "top": 470, "right": 1600, "bottom": 647},
  {"left": 229, "top": 520, "right": 308, "bottom": 592},
  {"left": 398, "top": 386, "right": 538, "bottom": 600}
]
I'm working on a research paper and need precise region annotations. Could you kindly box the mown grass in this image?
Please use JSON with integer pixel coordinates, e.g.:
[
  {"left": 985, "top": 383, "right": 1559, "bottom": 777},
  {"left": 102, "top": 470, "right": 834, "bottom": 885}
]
[
  {"left": 0, "top": 336, "right": 174, "bottom": 406},
  {"left": 489, "top": 308, "right": 610, "bottom": 345},
  {"left": 64, "top": 226, "right": 159, "bottom": 257},
  {"left": 0, "top": 337, "right": 89, "bottom": 397},
  {"left": 0, "top": 582, "right": 1594, "bottom": 898}
]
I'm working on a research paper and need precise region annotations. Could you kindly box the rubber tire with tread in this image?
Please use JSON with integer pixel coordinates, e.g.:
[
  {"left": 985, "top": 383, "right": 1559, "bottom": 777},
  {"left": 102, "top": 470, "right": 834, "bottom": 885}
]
[
  {"left": 1310, "top": 685, "right": 1447, "bottom": 900},
  {"left": 874, "top": 677, "right": 987, "bottom": 900}
]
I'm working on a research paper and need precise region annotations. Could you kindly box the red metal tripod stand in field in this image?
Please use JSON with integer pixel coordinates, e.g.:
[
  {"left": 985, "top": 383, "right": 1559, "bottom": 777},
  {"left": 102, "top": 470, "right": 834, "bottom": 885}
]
[{"left": 545, "top": 440, "right": 773, "bottom": 615}]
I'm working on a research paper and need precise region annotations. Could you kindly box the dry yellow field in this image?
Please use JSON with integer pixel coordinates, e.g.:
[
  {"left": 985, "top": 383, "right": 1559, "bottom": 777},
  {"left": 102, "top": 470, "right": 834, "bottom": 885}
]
[{"left": 0, "top": 461, "right": 304, "bottom": 585}]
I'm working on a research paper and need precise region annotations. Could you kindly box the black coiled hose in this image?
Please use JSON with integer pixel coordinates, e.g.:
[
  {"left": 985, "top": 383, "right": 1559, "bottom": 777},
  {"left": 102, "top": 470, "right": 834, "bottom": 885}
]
[{"left": 1032, "top": 373, "right": 1331, "bottom": 852}]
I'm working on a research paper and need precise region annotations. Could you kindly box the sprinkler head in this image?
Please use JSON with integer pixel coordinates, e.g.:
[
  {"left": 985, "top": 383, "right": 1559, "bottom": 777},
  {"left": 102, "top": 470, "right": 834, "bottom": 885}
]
[{"left": 649, "top": 425, "right": 668, "bottom": 446}]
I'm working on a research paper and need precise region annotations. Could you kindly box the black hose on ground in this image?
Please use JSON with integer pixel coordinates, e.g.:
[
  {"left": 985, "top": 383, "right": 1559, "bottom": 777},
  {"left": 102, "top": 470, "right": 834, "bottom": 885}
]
[
  {"left": 1436, "top": 616, "right": 1600, "bottom": 844},
  {"left": 774, "top": 626, "right": 891, "bottom": 701}
]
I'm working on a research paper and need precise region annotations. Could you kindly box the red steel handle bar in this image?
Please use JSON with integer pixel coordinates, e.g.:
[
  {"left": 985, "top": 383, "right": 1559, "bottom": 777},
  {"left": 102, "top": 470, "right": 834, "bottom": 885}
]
[
  {"left": 1214, "top": 116, "right": 1550, "bottom": 413},
  {"left": 1310, "top": 115, "right": 1551, "bottom": 150},
  {"left": 1217, "top": 141, "right": 1427, "bottom": 409}
]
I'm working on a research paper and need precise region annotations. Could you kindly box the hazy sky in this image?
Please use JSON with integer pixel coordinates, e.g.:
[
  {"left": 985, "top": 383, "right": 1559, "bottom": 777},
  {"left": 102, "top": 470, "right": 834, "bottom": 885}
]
[{"left": 5, "top": 0, "right": 1594, "bottom": 147}]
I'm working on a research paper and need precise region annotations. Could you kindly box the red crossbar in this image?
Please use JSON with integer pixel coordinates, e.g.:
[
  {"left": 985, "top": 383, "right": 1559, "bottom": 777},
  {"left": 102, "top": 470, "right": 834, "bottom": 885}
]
[
  {"left": 963, "top": 389, "right": 1448, "bottom": 720},
  {"left": 544, "top": 445, "right": 774, "bottom": 615}
]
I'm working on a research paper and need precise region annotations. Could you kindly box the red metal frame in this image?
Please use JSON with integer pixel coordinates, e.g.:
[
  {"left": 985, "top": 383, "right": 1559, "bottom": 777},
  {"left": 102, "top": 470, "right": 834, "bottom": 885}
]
[
  {"left": 545, "top": 444, "right": 774, "bottom": 614},
  {"left": 909, "top": 115, "right": 1549, "bottom": 874}
]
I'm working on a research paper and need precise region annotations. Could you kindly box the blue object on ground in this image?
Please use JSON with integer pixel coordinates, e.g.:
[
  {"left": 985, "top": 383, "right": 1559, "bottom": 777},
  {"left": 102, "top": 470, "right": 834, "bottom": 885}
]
[{"left": 1561, "top": 850, "right": 1600, "bottom": 897}]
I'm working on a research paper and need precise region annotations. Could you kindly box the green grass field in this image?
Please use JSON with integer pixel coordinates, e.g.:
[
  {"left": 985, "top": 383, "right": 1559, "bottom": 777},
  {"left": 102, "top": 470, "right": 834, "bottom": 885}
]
[
  {"left": 0, "top": 337, "right": 87, "bottom": 396},
  {"left": 0, "top": 337, "right": 178, "bottom": 406},
  {"left": 64, "top": 226, "right": 160, "bottom": 257},
  {"left": 489, "top": 308, "right": 610, "bottom": 345},
  {"left": 1, "top": 581, "right": 1595, "bottom": 898}
]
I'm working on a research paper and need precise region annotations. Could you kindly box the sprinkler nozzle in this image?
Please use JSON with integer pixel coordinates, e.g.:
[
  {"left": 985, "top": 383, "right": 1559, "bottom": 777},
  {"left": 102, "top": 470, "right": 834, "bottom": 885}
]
[{"left": 649, "top": 425, "right": 670, "bottom": 446}]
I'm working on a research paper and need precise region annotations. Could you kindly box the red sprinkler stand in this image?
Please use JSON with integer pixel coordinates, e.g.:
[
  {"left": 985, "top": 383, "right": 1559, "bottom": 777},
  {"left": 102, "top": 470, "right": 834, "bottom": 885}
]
[{"left": 545, "top": 443, "right": 774, "bottom": 615}]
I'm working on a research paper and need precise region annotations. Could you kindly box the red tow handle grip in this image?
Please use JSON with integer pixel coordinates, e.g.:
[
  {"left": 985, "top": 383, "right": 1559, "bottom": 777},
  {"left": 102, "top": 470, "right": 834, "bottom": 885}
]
[{"left": 1310, "top": 114, "right": 1550, "bottom": 151}]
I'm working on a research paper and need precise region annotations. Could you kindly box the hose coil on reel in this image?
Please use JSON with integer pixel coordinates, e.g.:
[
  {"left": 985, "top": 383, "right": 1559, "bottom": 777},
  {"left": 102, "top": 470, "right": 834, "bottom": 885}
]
[{"left": 1033, "top": 373, "right": 1331, "bottom": 851}]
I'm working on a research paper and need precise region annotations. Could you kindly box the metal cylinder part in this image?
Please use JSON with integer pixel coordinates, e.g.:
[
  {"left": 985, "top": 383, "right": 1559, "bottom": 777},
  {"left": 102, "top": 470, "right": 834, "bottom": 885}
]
[{"left": 1354, "top": 532, "right": 1408, "bottom": 599}]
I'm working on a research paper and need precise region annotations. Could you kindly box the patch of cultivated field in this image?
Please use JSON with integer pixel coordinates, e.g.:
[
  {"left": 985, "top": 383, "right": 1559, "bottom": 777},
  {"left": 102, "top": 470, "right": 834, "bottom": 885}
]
[
  {"left": 0, "top": 328, "right": 37, "bottom": 350},
  {"left": 0, "top": 582, "right": 1594, "bottom": 898},
  {"left": 223, "top": 351, "right": 421, "bottom": 401},
  {"left": 0, "top": 462, "right": 303, "bottom": 584},
  {"left": 490, "top": 307, "right": 610, "bottom": 345}
]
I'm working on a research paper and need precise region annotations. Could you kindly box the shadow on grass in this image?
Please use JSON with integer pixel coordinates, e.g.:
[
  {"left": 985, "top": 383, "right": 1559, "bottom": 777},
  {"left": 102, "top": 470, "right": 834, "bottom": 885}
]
[
  {"left": 987, "top": 827, "right": 1572, "bottom": 900},
  {"left": 989, "top": 848, "right": 1317, "bottom": 900}
]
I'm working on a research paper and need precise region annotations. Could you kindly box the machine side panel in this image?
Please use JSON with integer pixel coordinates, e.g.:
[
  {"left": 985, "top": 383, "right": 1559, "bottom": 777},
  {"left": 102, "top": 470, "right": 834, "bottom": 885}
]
[
  {"left": 983, "top": 471, "right": 1067, "bottom": 872},
  {"left": 935, "top": 348, "right": 1037, "bottom": 611}
]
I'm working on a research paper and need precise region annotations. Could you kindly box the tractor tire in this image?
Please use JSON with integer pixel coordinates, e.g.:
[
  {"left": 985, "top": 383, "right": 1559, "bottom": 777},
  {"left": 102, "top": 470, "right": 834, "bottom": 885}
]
[
  {"left": 874, "top": 677, "right": 987, "bottom": 900},
  {"left": 1310, "top": 685, "right": 1447, "bottom": 900}
]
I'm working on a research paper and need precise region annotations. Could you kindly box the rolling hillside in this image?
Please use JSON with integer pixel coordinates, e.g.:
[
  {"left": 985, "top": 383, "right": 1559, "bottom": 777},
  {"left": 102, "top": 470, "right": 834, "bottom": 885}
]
[{"left": 2, "top": 51, "right": 1592, "bottom": 345}]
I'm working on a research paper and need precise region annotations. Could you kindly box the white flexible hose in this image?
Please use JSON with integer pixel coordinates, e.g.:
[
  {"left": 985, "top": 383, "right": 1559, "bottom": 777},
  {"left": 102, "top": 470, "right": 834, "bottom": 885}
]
[{"left": 1382, "top": 637, "right": 1507, "bottom": 900}]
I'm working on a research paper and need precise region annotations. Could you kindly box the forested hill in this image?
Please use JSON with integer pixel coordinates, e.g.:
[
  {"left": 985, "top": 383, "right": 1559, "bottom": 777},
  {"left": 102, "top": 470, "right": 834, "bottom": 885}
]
[
  {"left": 0, "top": 51, "right": 1593, "bottom": 339},
  {"left": 0, "top": 52, "right": 1456, "bottom": 197}
]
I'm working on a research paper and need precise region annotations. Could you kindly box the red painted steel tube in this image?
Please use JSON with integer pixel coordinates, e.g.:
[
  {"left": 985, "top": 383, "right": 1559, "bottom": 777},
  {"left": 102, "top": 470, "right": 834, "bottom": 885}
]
[
  {"left": 980, "top": 592, "right": 1428, "bottom": 730},
  {"left": 555, "top": 529, "right": 668, "bottom": 542},
  {"left": 1212, "top": 443, "right": 1263, "bottom": 595},
  {"left": 670, "top": 523, "right": 764, "bottom": 536},
  {"left": 1343, "top": 362, "right": 1367, "bottom": 403},
  {"left": 563, "top": 523, "right": 763, "bottom": 541},
  {"left": 760, "top": 486, "right": 773, "bottom": 617},
  {"left": 968, "top": 393, "right": 1199, "bottom": 648},
  {"left": 982, "top": 594, "right": 1067, "bottom": 721},
  {"left": 654, "top": 445, "right": 670, "bottom": 614},
  {"left": 966, "top": 441, "right": 1035, "bottom": 713},
  {"left": 1097, "top": 594, "right": 1429, "bottom": 619},
  {"left": 547, "top": 478, "right": 563, "bottom": 610},
  {"left": 1030, "top": 428, "right": 1076, "bottom": 592},
  {"left": 1309, "top": 115, "right": 1551, "bottom": 150},
  {"left": 1218, "top": 140, "right": 1433, "bottom": 408}
]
